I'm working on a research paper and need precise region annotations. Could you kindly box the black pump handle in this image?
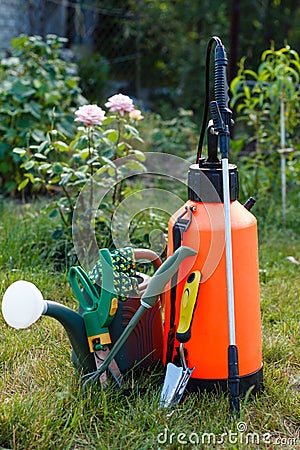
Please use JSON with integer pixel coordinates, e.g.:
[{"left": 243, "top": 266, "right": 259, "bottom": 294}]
[{"left": 196, "top": 36, "right": 232, "bottom": 163}]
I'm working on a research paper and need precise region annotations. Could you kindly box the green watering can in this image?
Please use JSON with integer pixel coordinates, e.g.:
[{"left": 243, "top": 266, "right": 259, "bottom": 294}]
[{"left": 2, "top": 246, "right": 196, "bottom": 383}]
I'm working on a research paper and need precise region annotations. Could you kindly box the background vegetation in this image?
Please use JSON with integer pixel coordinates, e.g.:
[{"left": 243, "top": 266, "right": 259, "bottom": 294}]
[
  {"left": 77, "top": 0, "right": 300, "bottom": 114},
  {"left": 0, "top": 35, "right": 85, "bottom": 194}
]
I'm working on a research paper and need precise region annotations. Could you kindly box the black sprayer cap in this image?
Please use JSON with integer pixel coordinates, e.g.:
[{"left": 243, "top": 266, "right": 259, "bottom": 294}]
[{"left": 188, "top": 160, "right": 239, "bottom": 203}]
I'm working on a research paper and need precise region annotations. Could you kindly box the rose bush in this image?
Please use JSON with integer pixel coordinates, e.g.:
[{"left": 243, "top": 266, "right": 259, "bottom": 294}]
[{"left": 16, "top": 93, "right": 146, "bottom": 265}]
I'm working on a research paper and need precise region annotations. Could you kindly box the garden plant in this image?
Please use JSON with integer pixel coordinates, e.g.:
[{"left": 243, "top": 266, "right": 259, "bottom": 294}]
[
  {"left": 230, "top": 44, "right": 300, "bottom": 201},
  {"left": 0, "top": 35, "right": 86, "bottom": 194},
  {"left": 14, "top": 93, "right": 147, "bottom": 266}
]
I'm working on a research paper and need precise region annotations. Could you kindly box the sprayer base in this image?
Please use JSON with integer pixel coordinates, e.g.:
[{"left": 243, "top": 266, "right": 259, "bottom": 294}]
[{"left": 187, "top": 366, "right": 263, "bottom": 396}]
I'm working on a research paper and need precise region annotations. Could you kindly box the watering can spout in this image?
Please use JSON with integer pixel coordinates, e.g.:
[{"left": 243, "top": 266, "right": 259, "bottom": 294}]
[
  {"left": 44, "top": 301, "right": 95, "bottom": 372},
  {"left": 2, "top": 280, "right": 95, "bottom": 373}
]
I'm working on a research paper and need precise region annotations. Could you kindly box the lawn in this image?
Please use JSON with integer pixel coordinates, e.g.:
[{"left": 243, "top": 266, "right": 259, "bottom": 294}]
[{"left": 0, "top": 196, "right": 299, "bottom": 450}]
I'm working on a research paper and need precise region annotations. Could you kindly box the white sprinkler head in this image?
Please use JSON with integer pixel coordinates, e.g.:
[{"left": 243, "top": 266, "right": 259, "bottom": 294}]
[{"left": 2, "top": 280, "right": 46, "bottom": 329}]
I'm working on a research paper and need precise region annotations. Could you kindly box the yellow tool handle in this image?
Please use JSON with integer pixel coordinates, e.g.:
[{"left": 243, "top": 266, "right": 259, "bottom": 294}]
[{"left": 176, "top": 271, "right": 201, "bottom": 343}]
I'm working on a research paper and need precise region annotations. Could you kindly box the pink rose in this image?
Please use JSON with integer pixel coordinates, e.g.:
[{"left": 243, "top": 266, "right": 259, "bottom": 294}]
[
  {"left": 129, "top": 109, "right": 144, "bottom": 121},
  {"left": 75, "top": 104, "right": 106, "bottom": 127},
  {"left": 105, "top": 93, "right": 135, "bottom": 116}
]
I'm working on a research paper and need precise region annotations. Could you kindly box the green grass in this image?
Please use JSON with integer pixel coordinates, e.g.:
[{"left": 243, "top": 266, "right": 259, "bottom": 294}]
[{"left": 0, "top": 198, "right": 299, "bottom": 450}]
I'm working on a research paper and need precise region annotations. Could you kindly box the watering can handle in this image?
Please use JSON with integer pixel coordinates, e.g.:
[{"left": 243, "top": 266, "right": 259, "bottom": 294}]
[
  {"left": 68, "top": 266, "right": 99, "bottom": 312},
  {"left": 141, "top": 246, "right": 197, "bottom": 309}
]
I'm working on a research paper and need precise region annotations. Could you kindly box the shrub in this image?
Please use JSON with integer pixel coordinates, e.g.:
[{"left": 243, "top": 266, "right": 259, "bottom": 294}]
[
  {"left": 230, "top": 44, "right": 300, "bottom": 200},
  {"left": 0, "top": 34, "right": 86, "bottom": 193},
  {"left": 145, "top": 108, "right": 198, "bottom": 159}
]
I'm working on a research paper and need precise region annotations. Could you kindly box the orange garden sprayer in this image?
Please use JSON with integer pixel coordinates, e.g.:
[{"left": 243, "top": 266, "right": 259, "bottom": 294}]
[{"left": 161, "top": 37, "right": 263, "bottom": 415}]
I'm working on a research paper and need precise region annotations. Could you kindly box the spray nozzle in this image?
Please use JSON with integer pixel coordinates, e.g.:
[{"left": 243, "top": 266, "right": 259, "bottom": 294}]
[
  {"left": 196, "top": 36, "right": 233, "bottom": 165},
  {"left": 214, "top": 41, "right": 228, "bottom": 67}
]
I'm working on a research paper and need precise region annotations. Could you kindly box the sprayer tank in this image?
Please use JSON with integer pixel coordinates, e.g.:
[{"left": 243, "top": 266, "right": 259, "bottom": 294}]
[{"left": 163, "top": 162, "right": 263, "bottom": 393}]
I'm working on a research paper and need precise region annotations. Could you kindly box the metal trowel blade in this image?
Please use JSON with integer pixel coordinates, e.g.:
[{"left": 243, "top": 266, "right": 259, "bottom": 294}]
[{"left": 159, "top": 362, "right": 194, "bottom": 408}]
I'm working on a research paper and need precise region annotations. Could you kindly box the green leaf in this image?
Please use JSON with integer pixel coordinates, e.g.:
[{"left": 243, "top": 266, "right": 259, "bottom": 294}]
[
  {"left": 51, "top": 228, "right": 64, "bottom": 239},
  {"left": 103, "top": 129, "right": 119, "bottom": 143},
  {"left": 25, "top": 101, "right": 42, "bottom": 119},
  {"left": 124, "top": 124, "right": 139, "bottom": 136},
  {"left": 39, "top": 163, "right": 51, "bottom": 170},
  {"left": 44, "top": 91, "right": 61, "bottom": 105},
  {"left": 49, "top": 175, "right": 61, "bottom": 184},
  {"left": 49, "top": 209, "right": 59, "bottom": 218},
  {"left": 65, "top": 79, "right": 77, "bottom": 89},
  {"left": 244, "top": 84, "right": 251, "bottom": 99},
  {"left": 25, "top": 172, "right": 35, "bottom": 183},
  {"left": 17, "top": 178, "right": 29, "bottom": 191},
  {"left": 96, "top": 165, "right": 109, "bottom": 175},
  {"left": 79, "top": 149, "right": 89, "bottom": 160},
  {"left": 244, "top": 70, "right": 259, "bottom": 80},
  {"left": 60, "top": 172, "right": 73, "bottom": 185},
  {"left": 52, "top": 163, "right": 63, "bottom": 174},
  {"left": 261, "top": 49, "right": 274, "bottom": 62},
  {"left": 86, "top": 155, "right": 99, "bottom": 165},
  {"left": 130, "top": 150, "right": 146, "bottom": 161},
  {"left": 71, "top": 135, "right": 88, "bottom": 150},
  {"left": 101, "top": 156, "right": 116, "bottom": 168},
  {"left": 22, "top": 160, "right": 35, "bottom": 170},
  {"left": 102, "top": 148, "right": 114, "bottom": 159},
  {"left": 37, "top": 140, "right": 50, "bottom": 153},
  {"left": 34, "top": 153, "right": 47, "bottom": 160},
  {"left": 117, "top": 142, "right": 126, "bottom": 151},
  {"left": 13, "top": 147, "right": 26, "bottom": 157},
  {"left": 230, "top": 77, "right": 242, "bottom": 96},
  {"left": 102, "top": 137, "right": 114, "bottom": 147},
  {"left": 102, "top": 117, "right": 115, "bottom": 125},
  {"left": 74, "top": 171, "right": 86, "bottom": 180},
  {"left": 230, "top": 92, "right": 245, "bottom": 108},
  {"left": 31, "top": 129, "right": 46, "bottom": 143},
  {"left": 33, "top": 79, "right": 42, "bottom": 89},
  {"left": 108, "top": 167, "right": 116, "bottom": 177},
  {"left": 11, "top": 80, "right": 36, "bottom": 100},
  {"left": 55, "top": 140, "right": 69, "bottom": 152}
]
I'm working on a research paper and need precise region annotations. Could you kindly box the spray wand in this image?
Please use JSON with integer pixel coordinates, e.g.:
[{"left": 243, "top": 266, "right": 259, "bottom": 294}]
[{"left": 197, "top": 37, "right": 240, "bottom": 416}]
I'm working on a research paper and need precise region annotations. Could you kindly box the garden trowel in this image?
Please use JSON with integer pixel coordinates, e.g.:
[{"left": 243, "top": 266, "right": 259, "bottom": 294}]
[{"left": 159, "top": 271, "right": 201, "bottom": 408}]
